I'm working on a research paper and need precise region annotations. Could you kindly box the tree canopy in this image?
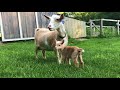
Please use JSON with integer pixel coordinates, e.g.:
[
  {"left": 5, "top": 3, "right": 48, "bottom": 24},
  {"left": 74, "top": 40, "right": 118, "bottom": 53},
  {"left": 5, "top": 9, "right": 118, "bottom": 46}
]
[
  {"left": 64, "top": 12, "right": 120, "bottom": 22},
  {"left": 64, "top": 12, "right": 120, "bottom": 25}
]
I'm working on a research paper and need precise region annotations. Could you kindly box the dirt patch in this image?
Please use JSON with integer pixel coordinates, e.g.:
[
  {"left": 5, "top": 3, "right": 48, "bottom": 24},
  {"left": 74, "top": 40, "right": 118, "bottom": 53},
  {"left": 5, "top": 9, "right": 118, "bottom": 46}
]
[
  {"left": 69, "top": 38, "right": 88, "bottom": 44},
  {"left": 76, "top": 38, "right": 88, "bottom": 41},
  {"left": 76, "top": 37, "right": 88, "bottom": 41}
]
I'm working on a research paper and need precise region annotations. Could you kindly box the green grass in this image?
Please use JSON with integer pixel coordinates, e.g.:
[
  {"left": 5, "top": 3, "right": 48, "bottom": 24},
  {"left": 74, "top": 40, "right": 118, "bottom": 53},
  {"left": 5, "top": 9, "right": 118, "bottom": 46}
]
[{"left": 0, "top": 37, "right": 120, "bottom": 78}]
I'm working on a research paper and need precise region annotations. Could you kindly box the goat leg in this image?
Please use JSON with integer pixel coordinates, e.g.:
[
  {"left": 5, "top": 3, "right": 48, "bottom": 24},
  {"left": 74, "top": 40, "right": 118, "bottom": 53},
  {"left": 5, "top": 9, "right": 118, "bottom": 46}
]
[
  {"left": 56, "top": 49, "right": 62, "bottom": 64},
  {"left": 35, "top": 46, "right": 39, "bottom": 59},
  {"left": 42, "top": 50, "right": 46, "bottom": 59},
  {"left": 73, "top": 58, "right": 79, "bottom": 68},
  {"left": 69, "top": 59, "right": 71, "bottom": 65},
  {"left": 79, "top": 55, "right": 84, "bottom": 68}
]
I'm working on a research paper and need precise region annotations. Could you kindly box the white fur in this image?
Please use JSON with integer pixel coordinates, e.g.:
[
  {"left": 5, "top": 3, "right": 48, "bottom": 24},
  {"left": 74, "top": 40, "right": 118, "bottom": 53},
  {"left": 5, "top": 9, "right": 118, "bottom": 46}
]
[
  {"left": 45, "top": 36, "right": 48, "bottom": 46},
  {"left": 69, "top": 59, "right": 71, "bottom": 65}
]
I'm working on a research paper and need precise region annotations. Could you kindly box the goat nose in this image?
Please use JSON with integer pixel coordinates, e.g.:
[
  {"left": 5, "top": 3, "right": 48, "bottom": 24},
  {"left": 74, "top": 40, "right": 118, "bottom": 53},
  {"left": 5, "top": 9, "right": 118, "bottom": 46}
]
[
  {"left": 48, "top": 25, "right": 52, "bottom": 30},
  {"left": 48, "top": 25, "right": 51, "bottom": 28}
]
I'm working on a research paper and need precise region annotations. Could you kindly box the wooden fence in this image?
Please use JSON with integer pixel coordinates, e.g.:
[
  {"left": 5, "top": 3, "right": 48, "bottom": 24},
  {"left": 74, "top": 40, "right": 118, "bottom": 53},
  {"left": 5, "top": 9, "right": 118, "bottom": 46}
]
[
  {"left": 87, "top": 19, "right": 120, "bottom": 37},
  {"left": 64, "top": 17, "right": 86, "bottom": 38},
  {"left": 0, "top": 12, "right": 86, "bottom": 42},
  {"left": 0, "top": 12, "right": 56, "bottom": 42}
]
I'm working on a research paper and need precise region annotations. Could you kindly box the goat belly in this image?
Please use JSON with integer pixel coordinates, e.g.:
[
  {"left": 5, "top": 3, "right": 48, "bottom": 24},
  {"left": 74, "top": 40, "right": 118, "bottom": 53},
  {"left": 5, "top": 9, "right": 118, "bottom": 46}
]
[
  {"left": 39, "top": 42, "right": 53, "bottom": 51},
  {"left": 44, "top": 39, "right": 54, "bottom": 51},
  {"left": 39, "top": 45, "right": 54, "bottom": 51},
  {"left": 44, "top": 45, "right": 53, "bottom": 51}
]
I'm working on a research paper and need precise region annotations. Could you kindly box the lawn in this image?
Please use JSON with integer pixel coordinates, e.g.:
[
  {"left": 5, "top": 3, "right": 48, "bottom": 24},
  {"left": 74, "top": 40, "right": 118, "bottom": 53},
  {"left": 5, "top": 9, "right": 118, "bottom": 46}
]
[{"left": 0, "top": 37, "right": 120, "bottom": 78}]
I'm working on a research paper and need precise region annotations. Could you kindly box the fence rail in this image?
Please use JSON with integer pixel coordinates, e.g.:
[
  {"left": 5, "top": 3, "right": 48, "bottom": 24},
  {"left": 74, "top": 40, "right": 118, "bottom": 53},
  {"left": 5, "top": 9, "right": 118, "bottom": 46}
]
[{"left": 87, "top": 19, "right": 120, "bottom": 36}]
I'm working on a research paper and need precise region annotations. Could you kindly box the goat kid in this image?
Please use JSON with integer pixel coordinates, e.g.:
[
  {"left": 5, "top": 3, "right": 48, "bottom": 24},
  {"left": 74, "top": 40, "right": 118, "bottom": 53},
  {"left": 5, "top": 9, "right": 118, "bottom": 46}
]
[
  {"left": 55, "top": 40, "right": 84, "bottom": 68},
  {"left": 35, "top": 14, "right": 68, "bottom": 64}
]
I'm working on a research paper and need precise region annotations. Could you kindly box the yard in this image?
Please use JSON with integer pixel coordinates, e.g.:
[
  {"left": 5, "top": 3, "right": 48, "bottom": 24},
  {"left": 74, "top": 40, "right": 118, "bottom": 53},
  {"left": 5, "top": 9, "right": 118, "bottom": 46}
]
[{"left": 0, "top": 37, "right": 120, "bottom": 78}]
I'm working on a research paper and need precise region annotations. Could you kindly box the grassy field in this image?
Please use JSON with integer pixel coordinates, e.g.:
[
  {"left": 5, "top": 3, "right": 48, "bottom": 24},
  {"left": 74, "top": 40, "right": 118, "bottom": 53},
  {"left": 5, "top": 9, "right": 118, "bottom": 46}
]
[{"left": 0, "top": 37, "right": 120, "bottom": 78}]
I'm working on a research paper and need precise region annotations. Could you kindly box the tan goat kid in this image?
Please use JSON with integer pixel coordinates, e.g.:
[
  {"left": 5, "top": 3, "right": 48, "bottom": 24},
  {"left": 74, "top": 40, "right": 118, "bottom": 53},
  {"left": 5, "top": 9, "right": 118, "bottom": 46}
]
[{"left": 55, "top": 40, "right": 84, "bottom": 68}]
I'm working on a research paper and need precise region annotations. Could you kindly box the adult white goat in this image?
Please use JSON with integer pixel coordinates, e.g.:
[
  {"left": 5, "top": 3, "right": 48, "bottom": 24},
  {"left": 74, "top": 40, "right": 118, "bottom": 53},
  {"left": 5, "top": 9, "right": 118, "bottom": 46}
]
[{"left": 34, "top": 14, "right": 68, "bottom": 64}]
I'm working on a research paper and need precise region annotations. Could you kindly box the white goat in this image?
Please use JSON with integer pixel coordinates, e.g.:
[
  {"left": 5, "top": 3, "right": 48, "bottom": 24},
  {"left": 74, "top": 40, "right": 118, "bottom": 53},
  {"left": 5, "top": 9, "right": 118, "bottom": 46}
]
[{"left": 34, "top": 14, "right": 68, "bottom": 64}]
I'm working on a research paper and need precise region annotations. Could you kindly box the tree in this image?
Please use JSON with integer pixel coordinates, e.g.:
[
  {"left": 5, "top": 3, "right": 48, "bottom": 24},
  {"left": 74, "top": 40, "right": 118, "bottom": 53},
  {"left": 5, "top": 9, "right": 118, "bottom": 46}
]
[{"left": 64, "top": 12, "right": 120, "bottom": 25}]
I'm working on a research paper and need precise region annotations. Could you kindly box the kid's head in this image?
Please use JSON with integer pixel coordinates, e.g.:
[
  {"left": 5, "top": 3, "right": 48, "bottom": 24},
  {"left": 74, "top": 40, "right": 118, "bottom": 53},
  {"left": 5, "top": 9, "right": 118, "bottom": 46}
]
[{"left": 55, "top": 39, "right": 64, "bottom": 50}]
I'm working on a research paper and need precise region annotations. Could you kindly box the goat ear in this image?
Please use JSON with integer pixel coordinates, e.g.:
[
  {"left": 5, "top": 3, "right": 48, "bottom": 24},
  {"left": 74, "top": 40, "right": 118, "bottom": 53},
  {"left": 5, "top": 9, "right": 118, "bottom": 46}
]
[
  {"left": 61, "top": 39, "right": 64, "bottom": 44},
  {"left": 78, "top": 48, "right": 84, "bottom": 53},
  {"left": 57, "top": 14, "right": 64, "bottom": 21},
  {"left": 44, "top": 15, "right": 50, "bottom": 19},
  {"left": 60, "top": 14, "right": 64, "bottom": 21},
  {"left": 78, "top": 49, "right": 81, "bottom": 52},
  {"left": 55, "top": 39, "right": 57, "bottom": 42}
]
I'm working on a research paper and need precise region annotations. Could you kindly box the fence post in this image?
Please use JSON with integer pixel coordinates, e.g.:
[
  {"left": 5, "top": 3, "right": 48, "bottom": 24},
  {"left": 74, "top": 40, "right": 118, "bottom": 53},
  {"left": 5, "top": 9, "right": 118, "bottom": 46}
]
[
  {"left": 18, "top": 12, "right": 23, "bottom": 39},
  {"left": 35, "top": 12, "right": 39, "bottom": 28},
  {"left": 117, "top": 20, "right": 119, "bottom": 35},
  {"left": 0, "top": 12, "right": 4, "bottom": 41},
  {"left": 90, "top": 19, "right": 93, "bottom": 36},
  {"left": 100, "top": 19, "right": 103, "bottom": 37}
]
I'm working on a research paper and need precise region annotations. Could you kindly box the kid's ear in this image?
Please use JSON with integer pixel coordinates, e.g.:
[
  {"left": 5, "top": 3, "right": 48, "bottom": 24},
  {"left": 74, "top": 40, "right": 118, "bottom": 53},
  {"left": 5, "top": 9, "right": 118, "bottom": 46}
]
[
  {"left": 61, "top": 39, "right": 64, "bottom": 44},
  {"left": 78, "top": 48, "right": 84, "bottom": 53},
  {"left": 55, "top": 39, "right": 57, "bottom": 42}
]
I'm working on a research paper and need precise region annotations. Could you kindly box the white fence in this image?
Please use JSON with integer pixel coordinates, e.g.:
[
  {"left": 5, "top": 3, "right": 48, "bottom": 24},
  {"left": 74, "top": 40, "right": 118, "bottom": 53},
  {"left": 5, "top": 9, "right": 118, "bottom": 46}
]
[{"left": 86, "top": 19, "right": 120, "bottom": 36}]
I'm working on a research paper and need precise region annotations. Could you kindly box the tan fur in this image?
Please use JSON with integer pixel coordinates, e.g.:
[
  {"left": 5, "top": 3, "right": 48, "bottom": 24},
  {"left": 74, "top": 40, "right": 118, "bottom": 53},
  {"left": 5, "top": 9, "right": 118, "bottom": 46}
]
[
  {"left": 35, "top": 28, "right": 57, "bottom": 50},
  {"left": 34, "top": 28, "right": 68, "bottom": 62},
  {"left": 55, "top": 43, "right": 84, "bottom": 68}
]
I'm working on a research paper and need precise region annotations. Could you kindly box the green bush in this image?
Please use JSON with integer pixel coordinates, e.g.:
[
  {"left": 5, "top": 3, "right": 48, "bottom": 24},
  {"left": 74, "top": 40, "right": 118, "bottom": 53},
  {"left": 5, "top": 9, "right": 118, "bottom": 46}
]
[
  {"left": 102, "top": 27, "right": 117, "bottom": 37},
  {"left": 86, "top": 27, "right": 119, "bottom": 38}
]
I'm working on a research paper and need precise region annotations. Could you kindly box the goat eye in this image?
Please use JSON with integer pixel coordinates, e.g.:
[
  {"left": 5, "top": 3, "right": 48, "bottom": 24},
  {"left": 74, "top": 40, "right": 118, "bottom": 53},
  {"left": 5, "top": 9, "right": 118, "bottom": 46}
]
[{"left": 56, "top": 19, "right": 60, "bottom": 22}]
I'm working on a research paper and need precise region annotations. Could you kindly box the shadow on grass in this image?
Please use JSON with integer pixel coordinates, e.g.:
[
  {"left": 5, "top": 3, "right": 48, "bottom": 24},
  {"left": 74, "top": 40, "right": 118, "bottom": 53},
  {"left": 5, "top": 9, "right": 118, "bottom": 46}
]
[
  {"left": 16, "top": 52, "right": 58, "bottom": 65},
  {"left": 36, "top": 56, "right": 58, "bottom": 64}
]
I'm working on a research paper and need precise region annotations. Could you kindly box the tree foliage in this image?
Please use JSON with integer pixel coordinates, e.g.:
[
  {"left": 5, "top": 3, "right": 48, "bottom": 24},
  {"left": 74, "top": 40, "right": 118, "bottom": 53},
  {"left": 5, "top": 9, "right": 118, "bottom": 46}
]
[
  {"left": 65, "top": 12, "right": 120, "bottom": 21},
  {"left": 64, "top": 12, "right": 120, "bottom": 25}
]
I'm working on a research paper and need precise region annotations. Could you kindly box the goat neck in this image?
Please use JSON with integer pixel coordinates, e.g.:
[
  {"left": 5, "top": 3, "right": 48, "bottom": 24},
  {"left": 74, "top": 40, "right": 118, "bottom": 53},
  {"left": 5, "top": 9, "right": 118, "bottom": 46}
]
[{"left": 56, "top": 23, "right": 66, "bottom": 39}]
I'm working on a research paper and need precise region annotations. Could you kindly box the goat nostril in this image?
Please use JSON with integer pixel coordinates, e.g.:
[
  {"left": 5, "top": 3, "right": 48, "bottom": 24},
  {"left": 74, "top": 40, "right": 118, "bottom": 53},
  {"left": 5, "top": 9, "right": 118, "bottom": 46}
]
[
  {"left": 48, "top": 27, "right": 50, "bottom": 29},
  {"left": 48, "top": 25, "right": 51, "bottom": 28},
  {"left": 48, "top": 25, "right": 52, "bottom": 30},
  {"left": 48, "top": 27, "right": 51, "bottom": 30}
]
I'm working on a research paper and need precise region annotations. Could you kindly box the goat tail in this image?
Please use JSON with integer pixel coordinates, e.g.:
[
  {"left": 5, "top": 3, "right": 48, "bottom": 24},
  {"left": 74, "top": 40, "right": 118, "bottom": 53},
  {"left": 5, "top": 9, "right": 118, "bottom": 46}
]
[{"left": 34, "top": 28, "right": 39, "bottom": 36}]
